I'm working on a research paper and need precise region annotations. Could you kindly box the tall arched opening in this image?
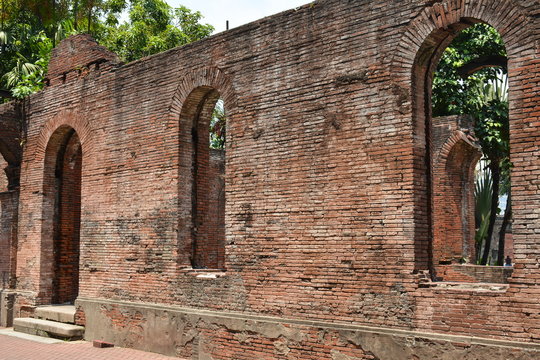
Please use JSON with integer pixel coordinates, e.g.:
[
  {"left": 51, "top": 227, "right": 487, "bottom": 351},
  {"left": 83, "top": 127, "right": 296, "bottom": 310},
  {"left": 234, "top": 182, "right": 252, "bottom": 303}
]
[
  {"left": 179, "top": 87, "right": 226, "bottom": 270},
  {"left": 42, "top": 126, "right": 82, "bottom": 304},
  {"left": 412, "top": 20, "right": 513, "bottom": 281}
]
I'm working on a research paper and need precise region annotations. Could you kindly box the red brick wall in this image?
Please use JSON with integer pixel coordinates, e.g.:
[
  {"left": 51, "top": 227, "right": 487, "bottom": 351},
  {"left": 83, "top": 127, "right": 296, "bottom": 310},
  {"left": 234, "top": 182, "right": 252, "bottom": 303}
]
[
  {"left": 198, "top": 325, "right": 378, "bottom": 360},
  {"left": 205, "top": 149, "right": 225, "bottom": 269},
  {"left": 399, "top": 0, "right": 540, "bottom": 342},
  {"left": 437, "top": 264, "right": 513, "bottom": 283},
  {"left": 432, "top": 116, "right": 481, "bottom": 269},
  {"left": 0, "top": 191, "right": 18, "bottom": 288},
  {"left": 505, "top": 232, "right": 514, "bottom": 259},
  {"left": 5, "top": 0, "right": 540, "bottom": 355},
  {"left": 46, "top": 34, "right": 119, "bottom": 86}
]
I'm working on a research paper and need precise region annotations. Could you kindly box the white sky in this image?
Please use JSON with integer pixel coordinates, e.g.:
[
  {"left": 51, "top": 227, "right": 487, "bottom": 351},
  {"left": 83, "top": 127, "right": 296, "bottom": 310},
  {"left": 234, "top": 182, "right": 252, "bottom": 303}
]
[{"left": 168, "top": 0, "right": 312, "bottom": 33}]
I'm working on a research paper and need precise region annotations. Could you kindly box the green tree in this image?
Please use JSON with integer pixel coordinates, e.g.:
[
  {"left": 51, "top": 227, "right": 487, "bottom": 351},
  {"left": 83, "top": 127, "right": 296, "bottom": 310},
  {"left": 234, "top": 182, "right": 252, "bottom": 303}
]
[
  {"left": 469, "top": 78, "right": 510, "bottom": 265},
  {"left": 432, "top": 23, "right": 506, "bottom": 117},
  {"left": 100, "top": 0, "right": 214, "bottom": 62},
  {"left": 210, "top": 99, "right": 226, "bottom": 150},
  {"left": 474, "top": 168, "right": 492, "bottom": 259},
  {"left": 0, "top": 0, "right": 213, "bottom": 99}
]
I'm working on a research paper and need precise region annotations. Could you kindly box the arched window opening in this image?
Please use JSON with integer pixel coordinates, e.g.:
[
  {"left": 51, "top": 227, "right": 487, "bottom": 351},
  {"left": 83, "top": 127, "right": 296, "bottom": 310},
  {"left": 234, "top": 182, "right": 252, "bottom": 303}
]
[
  {"left": 42, "top": 126, "right": 82, "bottom": 304},
  {"left": 427, "top": 23, "right": 512, "bottom": 282},
  {"left": 179, "top": 88, "right": 226, "bottom": 270},
  {"left": 207, "top": 98, "right": 226, "bottom": 269}
]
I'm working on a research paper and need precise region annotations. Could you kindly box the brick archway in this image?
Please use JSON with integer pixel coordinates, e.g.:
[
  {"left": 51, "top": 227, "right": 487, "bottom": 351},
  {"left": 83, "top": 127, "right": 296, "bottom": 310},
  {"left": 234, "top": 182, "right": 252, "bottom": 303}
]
[
  {"left": 33, "top": 111, "right": 94, "bottom": 304},
  {"left": 432, "top": 130, "right": 481, "bottom": 268},
  {"left": 392, "top": 0, "right": 532, "bottom": 85},
  {"left": 44, "top": 126, "right": 82, "bottom": 303},
  {"left": 34, "top": 110, "right": 95, "bottom": 165},
  {"left": 168, "top": 67, "right": 237, "bottom": 269},
  {"left": 391, "top": 0, "right": 534, "bottom": 274},
  {"left": 168, "top": 67, "right": 238, "bottom": 121}
]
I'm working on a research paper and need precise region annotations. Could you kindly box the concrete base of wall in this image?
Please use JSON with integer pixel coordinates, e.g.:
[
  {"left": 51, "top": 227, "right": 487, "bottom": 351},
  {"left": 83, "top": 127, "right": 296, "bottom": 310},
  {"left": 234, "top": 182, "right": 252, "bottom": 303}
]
[
  {"left": 77, "top": 297, "right": 540, "bottom": 360},
  {"left": 0, "top": 290, "right": 15, "bottom": 327}
]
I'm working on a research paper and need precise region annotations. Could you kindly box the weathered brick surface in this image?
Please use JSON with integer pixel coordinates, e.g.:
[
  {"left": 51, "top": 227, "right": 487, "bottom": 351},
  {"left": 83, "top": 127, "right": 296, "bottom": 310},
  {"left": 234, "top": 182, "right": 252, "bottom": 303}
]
[
  {"left": 203, "top": 149, "right": 225, "bottom": 269},
  {"left": 0, "top": 191, "right": 18, "bottom": 288},
  {"left": 0, "top": 0, "right": 538, "bottom": 358},
  {"left": 53, "top": 131, "right": 82, "bottom": 303},
  {"left": 437, "top": 264, "right": 514, "bottom": 283},
  {"left": 79, "top": 298, "right": 540, "bottom": 359},
  {"left": 46, "top": 34, "right": 120, "bottom": 86},
  {"left": 432, "top": 116, "right": 480, "bottom": 268}
]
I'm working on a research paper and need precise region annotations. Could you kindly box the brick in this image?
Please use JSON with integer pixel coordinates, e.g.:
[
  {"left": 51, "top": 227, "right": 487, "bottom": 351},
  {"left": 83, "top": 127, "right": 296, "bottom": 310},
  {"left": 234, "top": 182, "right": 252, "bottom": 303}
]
[
  {"left": 93, "top": 340, "right": 114, "bottom": 348},
  {"left": 0, "top": 0, "right": 538, "bottom": 359}
]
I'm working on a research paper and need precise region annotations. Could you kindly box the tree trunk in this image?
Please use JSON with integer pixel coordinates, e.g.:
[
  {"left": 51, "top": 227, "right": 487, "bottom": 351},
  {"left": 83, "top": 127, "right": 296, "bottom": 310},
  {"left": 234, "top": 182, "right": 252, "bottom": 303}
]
[
  {"left": 73, "top": 0, "right": 79, "bottom": 30},
  {"left": 475, "top": 228, "right": 482, "bottom": 264},
  {"left": 52, "top": 0, "right": 56, "bottom": 41},
  {"left": 87, "top": 1, "right": 93, "bottom": 34},
  {"left": 481, "top": 162, "right": 500, "bottom": 265},
  {"left": 496, "top": 192, "right": 512, "bottom": 266}
]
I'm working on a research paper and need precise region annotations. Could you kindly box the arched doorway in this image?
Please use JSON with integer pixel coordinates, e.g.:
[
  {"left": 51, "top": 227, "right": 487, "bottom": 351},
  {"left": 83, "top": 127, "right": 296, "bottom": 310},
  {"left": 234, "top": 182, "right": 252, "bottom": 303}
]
[{"left": 43, "top": 126, "right": 82, "bottom": 304}]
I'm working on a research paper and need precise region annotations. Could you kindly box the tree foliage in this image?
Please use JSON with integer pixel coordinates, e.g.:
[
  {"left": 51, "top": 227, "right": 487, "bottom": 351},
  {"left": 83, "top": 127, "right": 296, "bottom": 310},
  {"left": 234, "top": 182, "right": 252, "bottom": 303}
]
[
  {"left": 474, "top": 168, "right": 492, "bottom": 258},
  {"left": 0, "top": 0, "right": 213, "bottom": 99},
  {"left": 210, "top": 99, "right": 226, "bottom": 150},
  {"left": 100, "top": 0, "right": 213, "bottom": 62},
  {"left": 432, "top": 23, "right": 506, "bottom": 117}
]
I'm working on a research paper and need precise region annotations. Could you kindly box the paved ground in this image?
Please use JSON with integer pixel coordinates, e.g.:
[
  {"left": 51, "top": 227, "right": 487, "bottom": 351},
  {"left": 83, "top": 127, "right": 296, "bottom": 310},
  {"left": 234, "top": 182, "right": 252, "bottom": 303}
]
[{"left": 0, "top": 328, "right": 182, "bottom": 360}]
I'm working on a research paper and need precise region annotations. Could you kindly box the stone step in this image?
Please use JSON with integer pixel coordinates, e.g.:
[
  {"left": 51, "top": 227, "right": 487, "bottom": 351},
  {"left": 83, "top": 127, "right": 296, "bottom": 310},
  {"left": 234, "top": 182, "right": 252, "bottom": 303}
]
[
  {"left": 34, "top": 305, "right": 76, "bottom": 324},
  {"left": 13, "top": 317, "right": 84, "bottom": 340}
]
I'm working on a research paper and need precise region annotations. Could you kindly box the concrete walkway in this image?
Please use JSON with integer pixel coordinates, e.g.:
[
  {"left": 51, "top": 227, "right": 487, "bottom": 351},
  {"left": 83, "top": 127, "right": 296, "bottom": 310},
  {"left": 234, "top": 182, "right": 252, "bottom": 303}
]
[{"left": 0, "top": 328, "right": 183, "bottom": 360}]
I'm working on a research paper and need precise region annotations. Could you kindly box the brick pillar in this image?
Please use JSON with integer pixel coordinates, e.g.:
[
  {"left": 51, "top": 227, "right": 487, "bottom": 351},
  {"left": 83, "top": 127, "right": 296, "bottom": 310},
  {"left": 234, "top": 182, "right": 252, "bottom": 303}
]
[{"left": 432, "top": 116, "right": 481, "bottom": 270}]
